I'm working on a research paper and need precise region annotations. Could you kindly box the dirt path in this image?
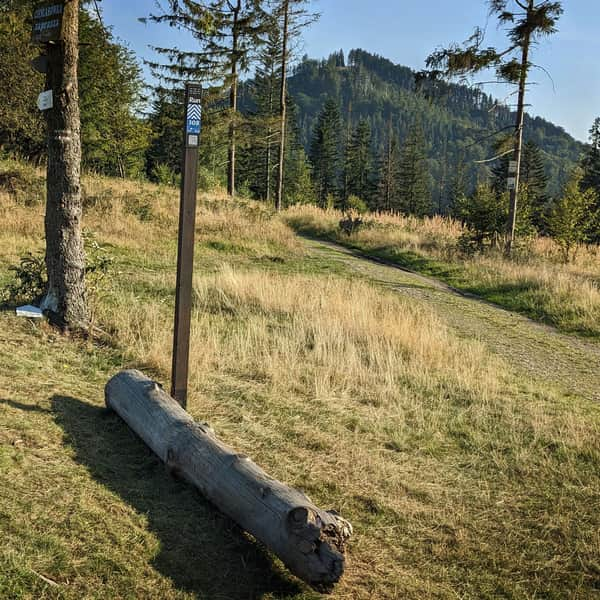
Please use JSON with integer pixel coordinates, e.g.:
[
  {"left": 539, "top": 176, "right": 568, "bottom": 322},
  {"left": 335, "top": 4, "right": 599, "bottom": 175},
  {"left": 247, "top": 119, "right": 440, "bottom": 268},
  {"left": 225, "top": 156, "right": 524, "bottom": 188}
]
[{"left": 303, "top": 237, "right": 600, "bottom": 403}]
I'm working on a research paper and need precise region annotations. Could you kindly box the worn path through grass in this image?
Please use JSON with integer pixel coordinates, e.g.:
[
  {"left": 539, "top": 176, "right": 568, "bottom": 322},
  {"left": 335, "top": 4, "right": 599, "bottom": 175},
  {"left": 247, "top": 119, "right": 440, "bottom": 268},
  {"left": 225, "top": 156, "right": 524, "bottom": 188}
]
[{"left": 303, "top": 238, "right": 600, "bottom": 404}]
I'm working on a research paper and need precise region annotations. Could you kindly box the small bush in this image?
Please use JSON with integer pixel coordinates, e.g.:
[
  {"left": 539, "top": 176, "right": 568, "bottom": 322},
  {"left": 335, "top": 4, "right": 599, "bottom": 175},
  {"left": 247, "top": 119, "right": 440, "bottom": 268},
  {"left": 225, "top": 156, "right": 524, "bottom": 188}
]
[
  {"left": 1, "top": 232, "right": 113, "bottom": 307},
  {"left": 124, "top": 194, "right": 154, "bottom": 222},
  {"left": 2, "top": 252, "right": 47, "bottom": 305},
  {"left": 150, "top": 163, "right": 180, "bottom": 187}
]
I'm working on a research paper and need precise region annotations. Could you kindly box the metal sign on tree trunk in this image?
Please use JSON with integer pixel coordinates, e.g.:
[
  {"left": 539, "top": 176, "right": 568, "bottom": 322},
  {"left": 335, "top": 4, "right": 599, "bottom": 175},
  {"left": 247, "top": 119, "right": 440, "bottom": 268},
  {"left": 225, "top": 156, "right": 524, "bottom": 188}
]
[
  {"left": 171, "top": 83, "right": 202, "bottom": 408},
  {"left": 32, "top": 2, "right": 65, "bottom": 44}
]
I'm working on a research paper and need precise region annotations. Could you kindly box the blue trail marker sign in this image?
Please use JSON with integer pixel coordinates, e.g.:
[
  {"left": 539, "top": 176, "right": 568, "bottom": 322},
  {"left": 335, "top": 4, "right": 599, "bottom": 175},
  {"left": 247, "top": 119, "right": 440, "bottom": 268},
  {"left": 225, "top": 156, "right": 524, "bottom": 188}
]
[{"left": 172, "top": 83, "right": 202, "bottom": 408}]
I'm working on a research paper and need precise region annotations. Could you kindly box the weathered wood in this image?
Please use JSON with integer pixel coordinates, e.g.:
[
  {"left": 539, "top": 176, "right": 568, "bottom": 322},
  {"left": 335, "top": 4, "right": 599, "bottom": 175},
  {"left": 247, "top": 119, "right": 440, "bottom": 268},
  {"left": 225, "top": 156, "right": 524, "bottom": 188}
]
[{"left": 105, "top": 370, "right": 352, "bottom": 588}]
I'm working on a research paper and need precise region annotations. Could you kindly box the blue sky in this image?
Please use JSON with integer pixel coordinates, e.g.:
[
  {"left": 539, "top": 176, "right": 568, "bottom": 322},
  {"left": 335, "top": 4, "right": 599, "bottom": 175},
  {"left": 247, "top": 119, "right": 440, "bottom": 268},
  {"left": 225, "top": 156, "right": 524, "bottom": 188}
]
[{"left": 99, "top": 0, "right": 600, "bottom": 142}]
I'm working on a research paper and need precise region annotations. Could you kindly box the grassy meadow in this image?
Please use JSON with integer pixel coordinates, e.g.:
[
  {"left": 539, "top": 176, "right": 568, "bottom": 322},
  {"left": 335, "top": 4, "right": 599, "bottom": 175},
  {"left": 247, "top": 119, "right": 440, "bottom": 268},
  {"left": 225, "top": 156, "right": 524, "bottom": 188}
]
[
  {"left": 1, "top": 159, "right": 599, "bottom": 598},
  {"left": 284, "top": 206, "right": 600, "bottom": 337}
]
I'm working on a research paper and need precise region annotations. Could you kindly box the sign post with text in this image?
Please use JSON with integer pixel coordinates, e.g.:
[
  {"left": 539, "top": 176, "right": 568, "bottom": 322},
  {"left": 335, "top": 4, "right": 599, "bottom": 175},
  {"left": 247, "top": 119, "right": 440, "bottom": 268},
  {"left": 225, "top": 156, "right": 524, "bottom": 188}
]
[
  {"left": 32, "top": 2, "right": 65, "bottom": 44},
  {"left": 171, "top": 83, "right": 202, "bottom": 408}
]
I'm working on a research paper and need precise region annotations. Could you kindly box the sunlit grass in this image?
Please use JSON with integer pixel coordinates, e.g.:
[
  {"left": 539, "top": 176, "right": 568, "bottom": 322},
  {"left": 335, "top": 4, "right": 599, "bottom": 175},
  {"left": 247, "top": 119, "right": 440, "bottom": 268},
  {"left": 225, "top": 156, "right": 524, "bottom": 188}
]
[
  {"left": 284, "top": 205, "right": 600, "bottom": 336},
  {"left": 1, "top": 160, "right": 600, "bottom": 598}
]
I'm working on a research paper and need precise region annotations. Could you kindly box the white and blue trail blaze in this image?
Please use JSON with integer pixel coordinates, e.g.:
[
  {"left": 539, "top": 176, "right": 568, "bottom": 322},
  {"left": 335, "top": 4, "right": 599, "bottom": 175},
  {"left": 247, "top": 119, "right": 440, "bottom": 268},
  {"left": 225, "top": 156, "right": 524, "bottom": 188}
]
[{"left": 186, "top": 103, "right": 202, "bottom": 134}]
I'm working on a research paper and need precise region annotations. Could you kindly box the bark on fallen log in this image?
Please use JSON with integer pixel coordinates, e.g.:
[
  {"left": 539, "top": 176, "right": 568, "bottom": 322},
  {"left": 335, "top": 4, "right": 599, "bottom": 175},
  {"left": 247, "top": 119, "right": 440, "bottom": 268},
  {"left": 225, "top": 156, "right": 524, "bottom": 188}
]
[{"left": 105, "top": 369, "right": 352, "bottom": 589}]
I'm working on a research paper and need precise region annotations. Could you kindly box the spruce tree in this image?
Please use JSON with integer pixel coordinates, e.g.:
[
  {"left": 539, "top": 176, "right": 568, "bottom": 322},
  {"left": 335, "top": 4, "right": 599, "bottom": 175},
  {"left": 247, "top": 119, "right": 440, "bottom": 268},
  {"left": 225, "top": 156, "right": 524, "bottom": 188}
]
[
  {"left": 243, "top": 26, "right": 282, "bottom": 201},
  {"left": 581, "top": 118, "right": 600, "bottom": 241},
  {"left": 492, "top": 141, "right": 548, "bottom": 231},
  {"left": 547, "top": 168, "right": 596, "bottom": 262},
  {"left": 449, "top": 156, "right": 469, "bottom": 219},
  {"left": 283, "top": 96, "right": 315, "bottom": 205},
  {"left": 397, "top": 123, "right": 432, "bottom": 217},
  {"left": 344, "top": 120, "right": 374, "bottom": 209},
  {"left": 309, "top": 99, "right": 342, "bottom": 207},
  {"left": 146, "top": 88, "right": 184, "bottom": 181},
  {"left": 147, "top": 0, "right": 268, "bottom": 197},
  {"left": 272, "top": 0, "right": 318, "bottom": 210},
  {"left": 425, "top": 0, "right": 563, "bottom": 252},
  {"left": 375, "top": 127, "right": 401, "bottom": 213},
  {"left": 582, "top": 118, "right": 600, "bottom": 195}
]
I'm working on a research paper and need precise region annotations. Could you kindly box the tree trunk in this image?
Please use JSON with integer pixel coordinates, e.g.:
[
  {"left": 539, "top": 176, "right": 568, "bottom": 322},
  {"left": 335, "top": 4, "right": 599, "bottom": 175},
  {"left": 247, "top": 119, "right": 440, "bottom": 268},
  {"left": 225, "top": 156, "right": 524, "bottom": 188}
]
[
  {"left": 227, "top": 0, "right": 241, "bottom": 198},
  {"left": 105, "top": 370, "right": 352, "bottom": 589},
  {"left": 506, "top": 0, "right": 533, "bottom": 255},
  {"left": 275, "top": 0, "right": 289, "bottom": 212},
  {"left": 41, "top": 0, "right": 88, "bottom": 330}
]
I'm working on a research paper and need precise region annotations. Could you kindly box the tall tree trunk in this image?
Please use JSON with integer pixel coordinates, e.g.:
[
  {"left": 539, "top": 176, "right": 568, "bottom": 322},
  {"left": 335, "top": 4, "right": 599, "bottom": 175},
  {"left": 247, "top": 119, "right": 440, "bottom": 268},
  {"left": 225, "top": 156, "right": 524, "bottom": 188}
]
[
  {"left": 384, "top": 118, "right": 392, "bottom": 212},
  {"left": 227, "top": 0, "right": 241, "bottom": 198},
  {"left": 506, "top": 0, "right": 533, "bottom": 254},
  {"left": 275, "top": 0, "right": 289, "bottom": 212},
  {"left": 265, "top": 62, "right": 275, "bottom": 203},
  {"left": 42, "top": 0, "right": 88, "bottom": 330}
]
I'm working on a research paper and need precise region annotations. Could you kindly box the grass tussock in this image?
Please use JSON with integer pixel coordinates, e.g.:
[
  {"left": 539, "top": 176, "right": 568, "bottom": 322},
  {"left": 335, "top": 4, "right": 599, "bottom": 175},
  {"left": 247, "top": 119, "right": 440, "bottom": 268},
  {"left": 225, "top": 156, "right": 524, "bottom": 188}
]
[{"left": 284, "top": 205, "right": 600, "bottom": 336}]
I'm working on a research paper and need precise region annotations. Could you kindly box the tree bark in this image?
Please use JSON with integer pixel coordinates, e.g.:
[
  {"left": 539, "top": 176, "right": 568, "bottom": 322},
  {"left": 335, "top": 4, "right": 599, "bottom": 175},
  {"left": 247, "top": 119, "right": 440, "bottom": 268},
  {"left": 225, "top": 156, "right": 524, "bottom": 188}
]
[
  {"left": 275, "top": 0, "right": 289, "bottom": 212},
  {"left": 506, "top": 0, "right": 533, "bottom": 255},
  {"left": 105, "top": 370, "right": 352, "bottom": 589},
  {"left": 227, "top": 0, "right": 241, "bottom": 198},
  {"left": 41, "top": 0, "right": 88, "bottom": 330}
]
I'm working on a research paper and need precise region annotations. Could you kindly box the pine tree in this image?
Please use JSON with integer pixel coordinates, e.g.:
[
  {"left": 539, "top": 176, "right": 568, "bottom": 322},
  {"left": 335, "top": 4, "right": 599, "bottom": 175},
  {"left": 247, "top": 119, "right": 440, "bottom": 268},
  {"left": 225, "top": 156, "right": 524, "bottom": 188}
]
[
  {"left": 283, "top": 96, "right": 315, "bottom": 205},
  {"left": 147, "top": 0, "right": 268, "bottom": 197},
  {"left": 272, "top": 0, "right": 318, "bottom": 210},
  {"left": 146, "top": 88, "right": 184, "bottom": 181},
  {"left": 397, "top": 123, "right": 431, "bottom": 217},
  {"left": 309, "top": 99, "right": 342, "bottom": 207},
  {"left": 425, "top": 0, "right": 563, "bottom": 252},
  {"left": 459, "top": 183, "right": 508, "bottom": 248},
  {"left": 449, "top": 156, "right": 469, "bottom": 219},
  {"left": 582, "top": 118, "right": 600, "bottom": 195},
  {"left": 344, "top": 120, "right": 374, "bottom": 209},
  {"left": 375, "top": 126, "right": 401, "bottom": 213},
  {"left": 242, "top": 26, "right": 282, "bottom": 201},
  {"left": 0, "top": 1, "right": 44, "bottom": 160},
  {"left": 79, "top": 10, "right": 149, "bottom": 178},
  {"left": 492, "top": 141, "right": 548, "bottom": 231},
  {"left": 547, "top": 168, "right": 596, "bottom": 262},
  {"left": 581, "top": 118, "right": 600, "bottom": 241}
]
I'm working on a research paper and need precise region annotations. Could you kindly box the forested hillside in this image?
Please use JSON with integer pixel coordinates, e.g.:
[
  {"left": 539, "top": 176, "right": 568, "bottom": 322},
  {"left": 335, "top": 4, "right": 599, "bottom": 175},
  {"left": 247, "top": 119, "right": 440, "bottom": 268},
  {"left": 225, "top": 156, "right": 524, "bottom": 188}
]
[{"left": 279, "top": 49, "right": 583, "bottom": 202}]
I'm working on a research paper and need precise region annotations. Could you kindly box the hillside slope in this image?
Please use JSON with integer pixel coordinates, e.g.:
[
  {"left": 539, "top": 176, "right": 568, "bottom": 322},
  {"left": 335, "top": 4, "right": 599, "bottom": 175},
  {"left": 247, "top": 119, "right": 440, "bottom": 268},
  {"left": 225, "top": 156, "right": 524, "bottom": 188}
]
[{"left": 282, "top": 49, "right": 584, "bottom": 199}]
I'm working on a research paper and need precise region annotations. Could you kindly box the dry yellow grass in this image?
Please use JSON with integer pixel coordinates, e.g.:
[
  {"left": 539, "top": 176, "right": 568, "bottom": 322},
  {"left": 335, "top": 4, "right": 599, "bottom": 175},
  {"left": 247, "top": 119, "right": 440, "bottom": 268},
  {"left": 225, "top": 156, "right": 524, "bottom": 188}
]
[
  {"left": 284, "top": 205, "right": 600, "bottom": 336},
  {"left": 1, "top": 161, "right": 600, "bottom": 598}
]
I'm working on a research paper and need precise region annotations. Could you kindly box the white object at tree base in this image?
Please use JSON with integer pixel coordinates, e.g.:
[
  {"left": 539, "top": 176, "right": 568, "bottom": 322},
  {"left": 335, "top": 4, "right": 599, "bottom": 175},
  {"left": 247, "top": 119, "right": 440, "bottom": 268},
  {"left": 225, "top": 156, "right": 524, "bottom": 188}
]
[
  {"left": 37, "top": 89, "right": 53, "bottom": 111},
  {"left": 105, "top": 369, "right": 352, "bottom": 589},
  {"left": 16, "top": 305, "right": 44, "bottom": 318}
]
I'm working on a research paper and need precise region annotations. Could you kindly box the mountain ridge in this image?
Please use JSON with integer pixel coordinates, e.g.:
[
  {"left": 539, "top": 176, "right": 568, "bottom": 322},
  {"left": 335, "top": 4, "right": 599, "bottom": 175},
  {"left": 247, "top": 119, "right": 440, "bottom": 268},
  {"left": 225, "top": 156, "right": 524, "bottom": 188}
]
[{"left": 285, "top": 48, "right": 584, "bottom": 200}]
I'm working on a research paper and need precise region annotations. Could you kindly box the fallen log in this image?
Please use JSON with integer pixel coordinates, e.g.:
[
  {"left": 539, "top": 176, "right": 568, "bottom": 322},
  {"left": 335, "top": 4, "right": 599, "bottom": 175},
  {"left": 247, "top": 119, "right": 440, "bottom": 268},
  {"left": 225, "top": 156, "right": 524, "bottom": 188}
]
[{"left": 105, "top": 369, "right": 352, "bottom": 589}]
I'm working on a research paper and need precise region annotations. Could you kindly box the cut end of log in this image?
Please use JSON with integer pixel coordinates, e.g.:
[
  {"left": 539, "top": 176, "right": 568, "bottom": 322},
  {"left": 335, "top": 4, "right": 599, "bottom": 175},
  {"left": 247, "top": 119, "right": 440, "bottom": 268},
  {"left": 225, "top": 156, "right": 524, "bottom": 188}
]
[{"left": 286, "top": 506, "right": 353, "bottom": 588}]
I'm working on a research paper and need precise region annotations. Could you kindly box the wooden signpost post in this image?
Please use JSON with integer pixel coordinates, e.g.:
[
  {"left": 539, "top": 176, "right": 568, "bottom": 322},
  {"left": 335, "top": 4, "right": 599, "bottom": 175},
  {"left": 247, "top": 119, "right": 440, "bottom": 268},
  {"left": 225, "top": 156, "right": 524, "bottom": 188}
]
[{"left": 171, "top": 83, "right": 202, "bottom": 408}]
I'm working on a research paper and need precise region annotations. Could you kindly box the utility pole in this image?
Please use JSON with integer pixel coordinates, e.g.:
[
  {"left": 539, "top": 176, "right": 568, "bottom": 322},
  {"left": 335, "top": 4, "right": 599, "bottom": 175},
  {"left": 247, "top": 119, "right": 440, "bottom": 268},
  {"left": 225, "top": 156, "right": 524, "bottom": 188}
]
[
  {"left": 171, "top": 83, "right": 202, "bottom": 408},
  {"left": 34, "top": 0, "right": 88, "bottom": 330}
]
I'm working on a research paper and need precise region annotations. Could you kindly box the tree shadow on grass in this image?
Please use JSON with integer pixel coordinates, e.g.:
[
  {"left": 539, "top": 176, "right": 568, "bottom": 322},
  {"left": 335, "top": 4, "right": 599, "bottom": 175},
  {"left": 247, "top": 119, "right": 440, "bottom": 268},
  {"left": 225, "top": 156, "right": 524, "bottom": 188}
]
[{"left": 51, "top": 394, "right": 307, "bottom": 600}]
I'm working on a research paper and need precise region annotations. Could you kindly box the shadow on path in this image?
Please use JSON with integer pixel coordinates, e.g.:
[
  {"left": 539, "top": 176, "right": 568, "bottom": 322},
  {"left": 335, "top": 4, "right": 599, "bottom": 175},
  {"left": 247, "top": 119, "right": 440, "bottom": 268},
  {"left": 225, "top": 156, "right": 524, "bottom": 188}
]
[{"left": 51, "top": 394, "right": 305, "bottom": 600}]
